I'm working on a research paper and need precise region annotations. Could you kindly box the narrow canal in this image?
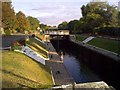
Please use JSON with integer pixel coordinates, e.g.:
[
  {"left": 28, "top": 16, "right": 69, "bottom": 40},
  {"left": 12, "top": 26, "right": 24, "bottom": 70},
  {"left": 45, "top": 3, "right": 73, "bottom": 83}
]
[{"left": 51, "top": 39, "right": 101, "bottom": 84}]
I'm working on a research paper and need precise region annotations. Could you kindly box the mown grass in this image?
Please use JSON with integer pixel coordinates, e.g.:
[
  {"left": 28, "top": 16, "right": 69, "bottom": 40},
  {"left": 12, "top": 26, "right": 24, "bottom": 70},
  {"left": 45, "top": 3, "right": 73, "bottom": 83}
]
[
  {"left": 76, "top": 35, "right": 88, "bottom": 41},
  {"left": 26, "top": 37, "right": 48, "bottom": 58},
  {"left": 2, "top": 51, "right": 53, "bottom": 88},
  {"left": 29, "top": 37, "right": 46, "bottom": 49},
  {"left": 88, "top": 38, "right": 120, "bottom": 54},
  {"left": 36, "top": 34, "right": 45, "bottom": 41}
]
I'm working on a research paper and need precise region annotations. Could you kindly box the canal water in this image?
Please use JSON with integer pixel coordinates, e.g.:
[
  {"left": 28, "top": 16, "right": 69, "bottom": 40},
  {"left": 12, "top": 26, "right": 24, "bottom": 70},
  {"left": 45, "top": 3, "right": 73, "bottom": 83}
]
[
  {"left": 51, "top": 39, "right": 101, "bottom": 84},
  {"left": 51, "top": 39, "right": 120, "bottom": 90},
  {"left": 61, "top": 53, "right": 101, "bottom": 83}
]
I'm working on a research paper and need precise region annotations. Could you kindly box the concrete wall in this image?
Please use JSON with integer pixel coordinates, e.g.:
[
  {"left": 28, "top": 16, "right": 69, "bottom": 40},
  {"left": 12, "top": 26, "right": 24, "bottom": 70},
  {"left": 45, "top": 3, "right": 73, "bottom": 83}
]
[{"left": 1, "top": 35, "right": 26, "bottom": 48}]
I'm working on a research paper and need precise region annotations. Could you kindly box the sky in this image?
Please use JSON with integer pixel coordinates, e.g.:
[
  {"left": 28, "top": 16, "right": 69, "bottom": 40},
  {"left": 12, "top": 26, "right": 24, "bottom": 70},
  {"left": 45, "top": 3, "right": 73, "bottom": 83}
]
[{"left": 12, "top": 0, "right": 120, "bottom": 26}]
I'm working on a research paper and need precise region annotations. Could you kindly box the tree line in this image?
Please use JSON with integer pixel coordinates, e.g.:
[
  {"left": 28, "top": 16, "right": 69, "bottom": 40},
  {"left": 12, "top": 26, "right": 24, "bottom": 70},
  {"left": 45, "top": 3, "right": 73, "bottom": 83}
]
[
  {"left": 58, "top": 1, "right": 120, "bottom": 36},
  {"left": 2, "top": 2, "right": 40, "bottom": 35}
]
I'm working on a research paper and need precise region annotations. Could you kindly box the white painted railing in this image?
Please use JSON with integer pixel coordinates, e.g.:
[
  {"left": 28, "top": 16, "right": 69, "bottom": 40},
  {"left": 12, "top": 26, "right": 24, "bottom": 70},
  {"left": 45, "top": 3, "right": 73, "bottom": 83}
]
[
  {"left": 45, "top": 30, "right": 69, "bottom": 35},
  {"left": 0, "top": 46, "right": 11, "bottom": 50}
]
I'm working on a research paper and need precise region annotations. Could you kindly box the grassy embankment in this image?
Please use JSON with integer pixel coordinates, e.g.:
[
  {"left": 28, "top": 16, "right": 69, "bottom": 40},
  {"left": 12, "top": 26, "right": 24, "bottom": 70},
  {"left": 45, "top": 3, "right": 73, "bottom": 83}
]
[
  {"left": 76, "top": 35, "right": 88, "bottom": 41},
  {"left": 2, "top": 51, "right": 53, "bottom": 88},
  {"left": 36, "top": 34, "right": 45, "bottom": 40},
  {"left": 88, "top": 38, "right": 119, "bottom": 54},
  {"left": 26, "top": 36, "right": 48, "bottom": 59},
  {"left": 76, "top": 35, "right": 119, "bottom": 54}
]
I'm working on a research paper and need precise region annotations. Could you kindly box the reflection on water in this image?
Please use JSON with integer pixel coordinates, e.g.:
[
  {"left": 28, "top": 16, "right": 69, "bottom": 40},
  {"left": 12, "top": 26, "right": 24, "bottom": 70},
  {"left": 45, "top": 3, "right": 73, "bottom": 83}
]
[{"left": 60, "top": 52, "right": 101, "bottom": 83}]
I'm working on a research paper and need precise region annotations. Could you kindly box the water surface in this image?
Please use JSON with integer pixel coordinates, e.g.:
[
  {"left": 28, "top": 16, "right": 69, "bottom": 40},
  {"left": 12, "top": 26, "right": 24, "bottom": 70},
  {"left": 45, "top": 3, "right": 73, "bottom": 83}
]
[{"left": 60, "top": 51, "right": 101, "bottom": 83}]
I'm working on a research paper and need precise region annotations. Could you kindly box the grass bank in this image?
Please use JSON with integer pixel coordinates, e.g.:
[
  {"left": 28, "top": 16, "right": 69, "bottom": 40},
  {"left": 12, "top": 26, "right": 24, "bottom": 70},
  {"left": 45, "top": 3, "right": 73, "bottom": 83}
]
[
  {"left": 88, "top": 38, "right": 120, "bottom": 54},
  {"left": 76, "top": 35, "right": 88, "bottom": 41},
  {"left": 75, "top": 34, "right": 119, "bottom": 54},
  {"left": 2, "top": 51, "right": 53, "bottom": 88},
  {"left": 36, "top": 34, "right": 45, "bottom": 41}
]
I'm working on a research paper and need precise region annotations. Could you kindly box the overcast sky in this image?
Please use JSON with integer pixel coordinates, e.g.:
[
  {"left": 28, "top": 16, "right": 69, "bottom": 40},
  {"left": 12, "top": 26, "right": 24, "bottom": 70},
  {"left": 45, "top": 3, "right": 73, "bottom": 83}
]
[{"left": 12, "top": 0, "right": 120, "bottom": 26}]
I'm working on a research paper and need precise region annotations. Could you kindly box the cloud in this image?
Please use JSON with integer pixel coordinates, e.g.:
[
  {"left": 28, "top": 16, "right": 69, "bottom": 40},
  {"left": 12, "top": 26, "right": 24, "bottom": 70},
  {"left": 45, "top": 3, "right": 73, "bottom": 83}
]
[
  {"left": 29, "top": 2, "right": 82, "bottom": 26},
  {"left": 13, "top": 1, "right": 119, "bottom": 26}
]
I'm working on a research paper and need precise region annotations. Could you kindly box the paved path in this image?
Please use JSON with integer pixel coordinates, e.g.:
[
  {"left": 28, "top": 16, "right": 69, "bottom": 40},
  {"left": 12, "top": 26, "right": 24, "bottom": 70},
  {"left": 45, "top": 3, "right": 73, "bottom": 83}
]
[{"left": 46, "top": 42, "right": 74, "bottom": 85}]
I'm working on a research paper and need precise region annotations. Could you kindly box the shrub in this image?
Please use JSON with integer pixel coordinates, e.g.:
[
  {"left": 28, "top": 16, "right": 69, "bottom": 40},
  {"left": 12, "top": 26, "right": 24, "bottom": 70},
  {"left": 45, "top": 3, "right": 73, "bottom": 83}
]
[
  {"left": 12, "top": 41, "right": 22, "bottom": 50},
  {"left": 4, "top": 29, "right": 11, "bottom": 35}
]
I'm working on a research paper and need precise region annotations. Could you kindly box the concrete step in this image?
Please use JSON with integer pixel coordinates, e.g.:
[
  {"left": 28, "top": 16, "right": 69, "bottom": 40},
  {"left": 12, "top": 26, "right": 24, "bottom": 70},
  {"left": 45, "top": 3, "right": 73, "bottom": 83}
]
[
  {"left": 21, "top": 46, "right": 46, "bottom": 65},
  {"left": 82, "top": 37, "right": 95, "bottom": 43}
]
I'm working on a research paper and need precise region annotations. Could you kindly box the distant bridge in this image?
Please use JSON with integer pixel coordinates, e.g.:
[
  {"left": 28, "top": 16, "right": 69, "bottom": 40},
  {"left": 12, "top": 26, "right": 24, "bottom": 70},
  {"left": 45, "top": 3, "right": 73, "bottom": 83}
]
[
  {"left": 44, "top": 30, "right": 69, "bottom": 35},
  {"left": 44, "top": 30, "right": 70, "bottom": 42}
]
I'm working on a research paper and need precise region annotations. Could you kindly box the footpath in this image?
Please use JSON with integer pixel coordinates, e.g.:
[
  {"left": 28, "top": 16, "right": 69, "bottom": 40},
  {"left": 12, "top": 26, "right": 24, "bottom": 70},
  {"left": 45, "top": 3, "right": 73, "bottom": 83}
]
[{"left": 45, "top": 42, "right": 74, "bottom": 85}]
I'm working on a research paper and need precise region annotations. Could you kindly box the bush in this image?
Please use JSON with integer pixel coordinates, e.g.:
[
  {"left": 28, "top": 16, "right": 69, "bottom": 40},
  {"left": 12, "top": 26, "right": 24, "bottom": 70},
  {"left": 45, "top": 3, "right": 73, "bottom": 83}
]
[
  {"left": 12, "top": 41, "right": 22, "bottom": 50},
  {"left": 4, "top": 29, "right": 11, "bottom": 35}
]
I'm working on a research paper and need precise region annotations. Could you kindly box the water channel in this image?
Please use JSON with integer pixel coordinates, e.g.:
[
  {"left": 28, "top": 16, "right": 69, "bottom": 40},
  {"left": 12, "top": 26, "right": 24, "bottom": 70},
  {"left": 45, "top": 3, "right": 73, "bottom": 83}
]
[
  {"left": 51, "top": 39, "right": 101, "bottom": 84},
  {"left": 62, "top": 53, "right": 101, "bottom": 83}
]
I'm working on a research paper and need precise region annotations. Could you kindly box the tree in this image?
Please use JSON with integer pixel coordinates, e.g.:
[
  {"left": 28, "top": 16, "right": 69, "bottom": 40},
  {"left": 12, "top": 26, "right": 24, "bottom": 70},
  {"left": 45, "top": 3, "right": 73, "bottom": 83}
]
[
  {"left": 2, "top": 2, "right": 18, "bottom": 34},
  {"left": 40, "top": 24, "right": 48, "bottom": 31},
  {"left": 81, "top": 5, "right": 87, "bottom": 17},
  {"left": 58, "top": 21, "right": 68, "bottom": 30},
  {"left": 27, "top": 16, "right": 40, "bottom": 32},
  {"left": 80, "top": 1, "right": 119, "bottom": 34},
  {"left": 68, "top": 20, "right": 79, "bottom": 33},
  {"left": 16, "top": 11, "right": 30, "bottom": 33},
  {"left": 118, "top": 12, "right": 120, "bottom": 26}
]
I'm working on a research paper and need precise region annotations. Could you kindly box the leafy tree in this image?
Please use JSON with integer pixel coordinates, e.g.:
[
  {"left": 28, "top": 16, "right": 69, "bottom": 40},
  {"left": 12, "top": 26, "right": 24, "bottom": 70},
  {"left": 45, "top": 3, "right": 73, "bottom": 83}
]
[
  {"left": 68, "top": 20, "right": 79, "bottom": 33},
  {"left": 81, "top": 5, "right": 86, "bottom": 17},
  {"left": 16, "top": 11, "right": 30, "bottom": 33},
  {"left": 40, "top": 24, "right": 48, "bottom": 31},
  {"left": 27, "top": 16, "right": 40, "bottom": 32},
  {"left": 80, "top": 1, "right": 118, "bottom": 34},
  {"left": 2, "top": 2, "right": 18, "bottom": 34},
  {"left": 118, "top": 12, "right": 120, "bottom": 26},
  {"left": 58, "top": 21, "right": 68, "bottom": 30},
  {"left": 73, "top": 21, "right": 82, "bottom": 34}
]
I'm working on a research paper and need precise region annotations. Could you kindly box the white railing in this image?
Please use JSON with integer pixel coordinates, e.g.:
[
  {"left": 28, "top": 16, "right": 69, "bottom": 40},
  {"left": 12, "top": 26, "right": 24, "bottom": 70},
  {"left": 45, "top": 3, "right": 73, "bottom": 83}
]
[
  {"left": 0, "top": 46, "right": 11, "bottom": 50},
  {"left": 45, "top": 31, "right": 69, "bottom": 35}
]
